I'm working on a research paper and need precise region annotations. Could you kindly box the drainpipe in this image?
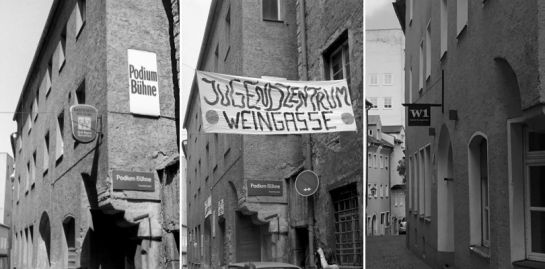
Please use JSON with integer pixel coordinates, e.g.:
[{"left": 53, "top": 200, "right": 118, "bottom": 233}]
[{"left": 299, "top": 0, "right": 316, "bottom": 268}]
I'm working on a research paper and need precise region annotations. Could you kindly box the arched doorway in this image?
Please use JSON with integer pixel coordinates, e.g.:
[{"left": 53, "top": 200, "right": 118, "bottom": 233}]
[{"left": 437, "top": 125, "right": 455, "bottom": 252}]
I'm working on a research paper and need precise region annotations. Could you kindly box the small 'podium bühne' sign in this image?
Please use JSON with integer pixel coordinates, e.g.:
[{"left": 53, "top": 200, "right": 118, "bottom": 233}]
[
  {"left": 112, "top": 170, "right": 155, "bottom": 192},
  {"left": 407, "top": 104, "right": 431, "bottom": 126},
  {"left": 247, "top": 180, "right": 283, "bottom": 196},
  {"left": 70, "top": 104, "right": 98, "bottom": 143}
]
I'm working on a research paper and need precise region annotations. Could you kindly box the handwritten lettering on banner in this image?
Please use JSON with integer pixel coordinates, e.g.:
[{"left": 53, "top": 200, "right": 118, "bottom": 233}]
[{"left": 196, "top": 71, "right": 357, "bottom": 135}]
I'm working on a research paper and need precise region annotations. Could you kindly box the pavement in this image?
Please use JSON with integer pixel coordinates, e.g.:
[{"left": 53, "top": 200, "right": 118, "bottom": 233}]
[{"left": 366, "top": 235, "right": 433, "bottom": 269}]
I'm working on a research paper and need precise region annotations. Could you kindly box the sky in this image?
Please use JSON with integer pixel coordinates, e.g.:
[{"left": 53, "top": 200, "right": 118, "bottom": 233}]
[
  {"left": 365, "top": 0, "right": 401, "bottom": 30},
  {"left": 181, "top": 0, "right": 212, "bottom": 133},
  {"left": 0, "top": 0, "right": 54, "bottom": 156}
]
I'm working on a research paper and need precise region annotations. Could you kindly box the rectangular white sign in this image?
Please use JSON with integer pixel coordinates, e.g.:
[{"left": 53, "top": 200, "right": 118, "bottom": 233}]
[
  {"left": 196, "top": 71, "right": 357, "bottom": 134},
  {"left": 127, "top": 49, "right": 160, "bottom": 116}
]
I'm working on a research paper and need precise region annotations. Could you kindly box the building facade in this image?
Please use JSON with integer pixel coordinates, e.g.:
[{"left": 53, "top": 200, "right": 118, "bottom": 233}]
[
  {"left": 0, "top": 154, "right": 13, "bottom": 269},
  {"left": 296, "top": 0, "right": 363, "bottom": 267},
  {"left": 11, "top": 0, "right": 178, "bottom": 268},
  {"left": 184, "top": 0, "right": 363, "bottom": 268},
  {"left": 366, "top": 28, "right": 405, "bottom": 127},
  {"left": 367, "top": 116, "right": 405, "bottom": 236},
  {"left": 395, "top": 0, "right": 545, "bottom": 268}
]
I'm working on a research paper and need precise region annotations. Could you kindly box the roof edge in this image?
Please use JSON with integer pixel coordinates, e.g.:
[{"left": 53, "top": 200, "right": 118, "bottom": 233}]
[
  {"left": 13, "top": 0, "right": 61, "bottom": 122},
  {"left": 183, "top": 0, "right": 219, "bottom": 129}
]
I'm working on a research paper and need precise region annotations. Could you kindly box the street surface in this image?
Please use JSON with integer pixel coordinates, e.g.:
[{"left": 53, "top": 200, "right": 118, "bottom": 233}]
[{"left": 366, "top": 235, "right": 433, "bottom": 269}]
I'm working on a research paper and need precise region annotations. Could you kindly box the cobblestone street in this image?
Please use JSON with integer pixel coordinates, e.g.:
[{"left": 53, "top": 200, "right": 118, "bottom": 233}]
[{"left": 366, "top": 235, "right": 432, "bottom": 269}]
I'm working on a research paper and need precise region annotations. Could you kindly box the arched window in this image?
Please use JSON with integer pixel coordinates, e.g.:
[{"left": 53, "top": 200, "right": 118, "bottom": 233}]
[
  {"left": 468, "top": 133, "right": 489, "bottom": 249},
  {"left": 38, "top": 212, "right": 51, "bottom": 268}
]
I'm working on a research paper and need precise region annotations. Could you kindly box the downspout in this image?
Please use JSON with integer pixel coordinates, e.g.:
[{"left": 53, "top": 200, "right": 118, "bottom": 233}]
[{"left": 299, "top": 0, "right": 316, "bottom": 268}]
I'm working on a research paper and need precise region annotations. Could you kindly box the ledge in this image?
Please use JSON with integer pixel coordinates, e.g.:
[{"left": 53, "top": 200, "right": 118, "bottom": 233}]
[
  {"left": 513, "top": 260, "right": 545, "bottom": 269},
  {"left": 469, "top": 245, "right": 490, "bottom": 260}
]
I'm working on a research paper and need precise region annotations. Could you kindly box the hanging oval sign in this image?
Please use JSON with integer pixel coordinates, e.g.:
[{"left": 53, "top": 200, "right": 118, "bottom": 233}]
[
  {"left": 295, "top": 170, "right": 320, "bottom": 197},
  {"left": 70, "top": 104, "right": 98, "bottom": 143}
]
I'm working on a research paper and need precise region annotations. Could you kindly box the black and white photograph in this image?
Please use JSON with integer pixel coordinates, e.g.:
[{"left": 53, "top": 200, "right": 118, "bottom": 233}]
[
  {"left": 181, "top": 0, "right": 363, "bottom": 268},
  {"left": 367, "top": 0, "right": 545, "bottom": 268},
  {"left": 0, "top": 0, "right": 180, "bottom": 268}
]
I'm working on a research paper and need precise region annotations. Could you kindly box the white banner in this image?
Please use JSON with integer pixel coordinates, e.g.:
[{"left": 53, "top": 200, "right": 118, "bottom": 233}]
[
  {"left": 196, "top": 71, "right": 357, "bottom": 134},
  {"left": 127, "top": 49, "right": 160, "bottom": 116}
]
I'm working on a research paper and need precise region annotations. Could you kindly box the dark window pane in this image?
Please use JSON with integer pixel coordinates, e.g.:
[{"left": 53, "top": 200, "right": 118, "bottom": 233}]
[
  {"left": 529, "top": 132, "right": 545, "bottom": 151},
  {"left": 531, "top": 211, "right": 545, "bottom": 254},
  {"left": 530, "top": 166, "right": 545, "bottom": 207},
  {"left": 263, "top": 0, "right": 279, "bottom": 21}
]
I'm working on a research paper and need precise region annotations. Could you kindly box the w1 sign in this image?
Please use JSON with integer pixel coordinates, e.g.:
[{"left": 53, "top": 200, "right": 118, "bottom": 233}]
[{"left": 196, "top": 71, "right": 357, "bottom": 135}]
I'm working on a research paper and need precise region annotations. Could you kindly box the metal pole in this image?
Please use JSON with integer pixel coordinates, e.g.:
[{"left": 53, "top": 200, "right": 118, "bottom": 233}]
[{"left": 308, "top": 196, "right": 315, "bottom": 269}]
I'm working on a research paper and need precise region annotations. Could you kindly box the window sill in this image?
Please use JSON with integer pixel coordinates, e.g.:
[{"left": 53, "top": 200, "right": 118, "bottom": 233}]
[
  {"left": 263, "top": 19, "right": 284, "bottom": 23},
  {"left": 56, "top": 155, "right": 63, "bottom": 166},
  {"left": 440, "top": 50, "right": 448, "bottom": 62},
  {"left": 457, "top": 24, "right": 468, "bottom": 41},
  {"left": 76, "top": 21, "right": 86, "bottom": 40},
  {"left": 59, "top": 61, "right": 66, "bottom": 73},
  {"left": 469, "top": 245, "right": 490, "bottom": 260},
  {"left": 513, "top": 260, "right": 545, "bottom": 269}
]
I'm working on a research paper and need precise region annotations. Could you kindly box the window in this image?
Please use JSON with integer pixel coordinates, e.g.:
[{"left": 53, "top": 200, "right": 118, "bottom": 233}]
[
  {"left": 425, "top": 21, "right": 431, "bottom": 80},
  {"left": 385, "top": 156, "right": 389, "bottom": 169},
  {"left": 75, "top": 80, "right": 85, "bottom": 104},
  {"left": 408, "top": 0, "right": 413, "bottom": 24},
  {"left": 440, "top": 0, "right": 448, "bottom": 57},
  {"left": 331, "top": 184, "right": 362, "bottom": 266},
  {"left": 16, "top": 177, "right": 20, "bottom": 201},
  {"left": 58, "top": 26, "right": 67, "bottom": 71},
  {"left": 31, "top": 151, "right": 36, "bottom": 187},
  {"left": 418, "top": 150, "right": 424, "bottom": 214},
  {"left": 384, "top": 97, "right": 392, "bottom": 109},
  {"left": 369, "top": 185, "right": 377, "bottom": 198},
  {"left": 523, "top": 129, "right": 545, "bottom": 261},
  {"left": 424, "top": 146, "right": 431, "bottom": 217},
  {"left": 32, "top": 97, "right": 38, "bottom": 121},
  {"left": 327, "top": 40, "right": 350, "bottom": 85},
  {"left": 56, "top": 111, "right": 64, "bottom": 161},
  {"left": 369, "top": 74, "right": 379, "bottom": 86},
  {"left": 75, "top": 0, "right": 86, "bottom": 37},
  {"left": 225, "top": 5, "right": 231, "bottom": 47},
  {"left": 27, "top": 226, "right": 33, "bottom": 268},
  {"left": 27, "top": 113, "right": 32, "bottom": 134},
  {"left": 457, "top": 0, "right": 468, "bottom": 36},
  {"left": 214, "top": 44, "right": 219, "bottom": 72},
  {"left": 468, "top": 134, "right": 489, "bottom": 248},
  {"left": 374, "top": 154, "right": 378, "bottom": 168},
  {"left": 383, "top": 73, "right": 392, "bottom": 85},
  {"left": 26, "top": 162, "right": 30, "bottom": 193},
  {"left": 368, "top": 154, "right": 372, "bottom": 168},
  {"left": 419, "top": 41, "right": 424, "bottom": 91},
  {"left": 369, "top": 97, "right": 377, "bottom": 109},
  {"left": 45, "top": 60, "right": 52, "bottom": 97},
  {"left": 43, "top": 132, "right": 50, "bottom": 174},
  {"left": 262, "top": 0, "right": 281, "bottom": 21},
  {"left": 409, "top": 68, "right": 413, "bottom": 101}
]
